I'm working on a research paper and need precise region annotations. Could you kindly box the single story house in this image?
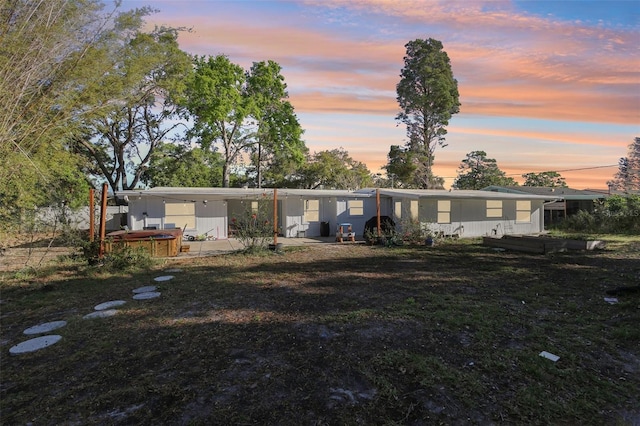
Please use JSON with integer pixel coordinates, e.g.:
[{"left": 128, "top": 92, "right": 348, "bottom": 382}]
[
  {"left": 481, "top": 186, "right": 606, "bottom": 226},
  {"left": 355, "top": 188, "right": 556, "bottom": 238},
  {"left": 115, "top": 187, "right": 558, "bottom": 239}
]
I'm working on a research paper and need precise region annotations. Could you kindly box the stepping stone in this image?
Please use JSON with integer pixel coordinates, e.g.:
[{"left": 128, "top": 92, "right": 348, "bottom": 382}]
[
  {"left": 165, "top": 268, "right": 182, "bottom": 273},
  {"left": 83, "top": 309, "right": 118, "bottom": 319},
  {"left": 10, "top": 335, "right": 62, "bottom": 354},
  {"left": 153, "top": 275, "right": 174, "bottom": 282},
  {"left": 133, "top": 291, "right": 161, "bottom": 300},
  {"left": 133, "top": 286, "right": 157, "bottom": 294},
  {"left": 94, "top": 300, "right": 126, "bottom": 311},
  {"left": 23, "top": 320, "right": 67, "bottom": 335}
]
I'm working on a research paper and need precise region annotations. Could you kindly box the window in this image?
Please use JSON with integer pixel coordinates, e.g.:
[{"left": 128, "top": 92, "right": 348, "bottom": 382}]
[
  {"left": 410, "top": 200, "right": 419, "bottom": 220},
  {"left": 250, "top": 201, "right": 259, "bottom": 214},
  {"left": 304, "top": 199, "right": 319, "bottom": 222},
  {"left": 394, "top": 201, "right": 402, "bottom": 219},
  {"left": 348, "top": 199, "right": 363, "bottom": 216},
  {"left": 165, "top": 202, "right": 195, "bottom": 229},
  {"left": 516, "top": 200, "right": 531, "bottom": 223},
  {"left": 437, "top": 200, "right": 451, "bottom": 224},
  {"left": 486, "top": 200, "right": 502, "bottom": 218}
]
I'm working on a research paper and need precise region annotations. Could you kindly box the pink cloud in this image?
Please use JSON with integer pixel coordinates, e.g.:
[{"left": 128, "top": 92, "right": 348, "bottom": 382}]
[{"left": 137, "top": 0, "right": 637, "bottom": 189}]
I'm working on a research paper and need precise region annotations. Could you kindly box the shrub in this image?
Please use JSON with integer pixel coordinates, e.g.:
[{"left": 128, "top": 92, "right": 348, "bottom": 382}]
[
  {"left": 398, "top": 218, "right": 430, "bottom": 245},
  {"left": 232, "top": 195, "right": 276, "bottom": 252},
  {"left": 101, "top": 243, "right": 154, "bottom": 272},
  {"left": 553, "top": 194, "right": 640, "bottom": 234}
]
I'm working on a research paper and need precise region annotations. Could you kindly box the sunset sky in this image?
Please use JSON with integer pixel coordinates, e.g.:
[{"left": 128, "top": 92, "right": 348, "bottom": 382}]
[{"left": 122, "top": 0, "right": 639, "bottom": 189}]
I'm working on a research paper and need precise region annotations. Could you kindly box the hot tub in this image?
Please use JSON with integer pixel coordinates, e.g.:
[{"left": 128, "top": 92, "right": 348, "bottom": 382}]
[{"left": 105, "top": 229, "right": 183, "bottom": 257}]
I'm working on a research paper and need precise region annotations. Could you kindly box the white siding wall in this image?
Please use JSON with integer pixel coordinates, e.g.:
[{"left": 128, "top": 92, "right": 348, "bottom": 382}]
[
  {"left": 128, "top": 198, "right": 186, "bottom": 231},
  {"left": 284, "top": 197, "right": 305, "bottom": 237},
  {"left": 194, "top": 201, "right": 227, "bottom": 239},
  {"left": 416, "top": 198, "right": 544, "bottom": 237}
]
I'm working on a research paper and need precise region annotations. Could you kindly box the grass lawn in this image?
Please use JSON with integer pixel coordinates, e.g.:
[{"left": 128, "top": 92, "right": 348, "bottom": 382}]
[{"left": 1, "top": 237, "right": 639, "bottom": 425}]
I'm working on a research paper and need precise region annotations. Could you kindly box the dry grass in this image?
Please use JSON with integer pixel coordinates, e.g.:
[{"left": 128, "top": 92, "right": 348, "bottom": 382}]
[{"left": 1, "top": 238, "right": 639, "bottom": 425}]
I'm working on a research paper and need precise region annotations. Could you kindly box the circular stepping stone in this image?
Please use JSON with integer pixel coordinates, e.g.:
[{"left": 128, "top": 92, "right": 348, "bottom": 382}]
[
  {"left": 10, "top": 335, "right": 62, "bottom": 354},
  {"left": 153, "top": 275, "right": 174, "bottom": 282},
  {"left": 165, "top": 268, "right": 182, "bottom": 273},
  {"left": 23, "top": 320, "right": 67, "bottom": 335},
  {"left": 133, "top": 291, "right": 161, "bottom": 300},
  {"left": 94, "top": 300, "right": 126, "bottom": 311},
  {"left": 133, "top": 286, "right": 157, "bottom": 294},
  {"left": 83, "top": 309, "right": 118, "bottom": 319}
]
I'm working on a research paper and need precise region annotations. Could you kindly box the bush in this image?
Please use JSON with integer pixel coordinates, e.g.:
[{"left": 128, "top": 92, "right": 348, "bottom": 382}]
[
  {"left": 557, "top": 210, "right": 597, "bottom": 233},
  {"left": 553, "top": 195, "right": 640, "bottom": 234},
  {"left": 232, "top": 195, "right": 276, "bottom": 252},
  {"left": 398, "top": 218, "right": 430, "bottom": 245},
  {"left": 101, "top": 243, "right": 154, "bottom": 271}
]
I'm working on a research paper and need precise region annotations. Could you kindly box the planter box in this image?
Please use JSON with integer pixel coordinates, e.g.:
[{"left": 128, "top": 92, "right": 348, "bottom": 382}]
[{"left": 483, "top": 235, "right": 606, "bottom": 254}]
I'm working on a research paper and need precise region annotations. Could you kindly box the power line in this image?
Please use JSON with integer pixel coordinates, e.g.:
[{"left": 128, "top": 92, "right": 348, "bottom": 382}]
[
  {"left": 441, "top": 164, "right": 619, "bottom": 179},
  {"left": 507, "top": 164, "right": 619, "bottom": 177}
]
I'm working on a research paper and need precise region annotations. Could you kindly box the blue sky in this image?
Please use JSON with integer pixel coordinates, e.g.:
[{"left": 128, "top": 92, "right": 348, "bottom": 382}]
[{"left": 121, "top": 0, "right": 639, "bottom": 188}]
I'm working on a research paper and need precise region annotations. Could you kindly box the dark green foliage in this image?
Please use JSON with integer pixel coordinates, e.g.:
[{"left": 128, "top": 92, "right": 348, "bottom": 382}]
[
  {"left": 74, "top": 24, "right": 192, "bottom": 194},
  {"left": 100, "top": 244, "right": 155, "bottom": 272},
  {"left": 142, "top": 143, "right": 225, "bottom": 187},
  {"left": 522, "top": 171, "right": 567, "bottom": 187},
  {"left": 389, "top": 38, "right": 460, "bottom": 188},
  {"left": 453, "top": 150, "right": 518, "bottom": 189},
  {"left": 294, "top": 148, "right": 373, "bottom": 189},
  {"left": 183, "top": 56, "right": 306, "bottom": 188},
  {"left": 554, "top": 194, "right": 640, "bottom": 234}
]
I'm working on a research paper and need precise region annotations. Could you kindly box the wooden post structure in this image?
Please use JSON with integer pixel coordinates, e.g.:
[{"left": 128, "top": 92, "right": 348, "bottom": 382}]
[
  {"left": 89, "top": 188, "right": 95, "bottom": 242},
  {"left": 376, "top": 188, "right": 381, "bottom": 237},
  {"left": 98, "top": 183, "right": 108, "bottom": 258},
  {"left": 273, "top": 188, "right": 278, "bottom": 245}
]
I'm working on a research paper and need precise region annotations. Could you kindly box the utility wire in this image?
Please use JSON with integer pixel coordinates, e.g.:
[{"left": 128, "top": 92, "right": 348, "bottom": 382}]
[{"left": 441, "top": 164, "right": 619, "bottom": 179}]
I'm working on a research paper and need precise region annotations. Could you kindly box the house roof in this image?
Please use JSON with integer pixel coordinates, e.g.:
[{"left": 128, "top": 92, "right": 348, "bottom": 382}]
[
  {"left": 356, "top": 188, "right": 558, "bottom": 201},
  {"left": 117, "top": 187, "right": 374, "bottom": 201},
  {"left": 117, "top": 187, "right": 558, "bottom": 202},
  {"left": 481, "top": 186, "right": 606, "bottom": 200}
]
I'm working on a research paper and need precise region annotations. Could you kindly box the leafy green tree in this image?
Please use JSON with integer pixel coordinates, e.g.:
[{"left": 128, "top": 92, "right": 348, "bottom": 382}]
[
  {"left": 74, "top": 25, "right": 191, "bottom": 194},
  {"left": 608, "top": 137, "right": 640, "bottom": 191},
  {"left": 183, "top": 55, "right": 257, "bottom": 187},
  {"left": 245, "top": 61, "right": 307, "bottom": 188},
  {"left": 183, "top": 56, "right": 306, "bottom": 188},
  {"left": 141, "top": 143, "right": 224, "bottom": 187},
  {"left": 390, "top": 38, "right": 460, "bottom": 188},
  {"left": 295, "top": 148, "right": 373, "bottom": 190},
  {"left": 1, "top": 0, "right": 113, "bottom": 166},
  {"left": 522, "top": 171, "right": 567, "bottom": 187},
  {"left": 0, "top": 1, "right": 156, "bottom": 226},
  {"left": 384, "top": 144, "right": 444, "bottom": 189},
  {"left": 453, "top": 151, "right": 517, "bottom": 190}
]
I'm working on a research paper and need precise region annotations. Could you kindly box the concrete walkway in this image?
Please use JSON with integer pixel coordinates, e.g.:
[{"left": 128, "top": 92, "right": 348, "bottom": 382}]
[{"left": 178, "top": 236, "right": 362, "bottom": 258}]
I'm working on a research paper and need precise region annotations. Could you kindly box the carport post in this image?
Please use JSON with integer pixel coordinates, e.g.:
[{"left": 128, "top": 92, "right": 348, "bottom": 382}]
[
  {"left": 273, "top": 188, "right": 278, "bottom": 245},
  {"left": 89, "top": 188, "right": 95, "bottom": 242},
  {"left": 98, "top": 183, "right": 108, "bottom": 258},
  {"left": 376, "top": 188, "right": 381, "bottom": 237}
]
